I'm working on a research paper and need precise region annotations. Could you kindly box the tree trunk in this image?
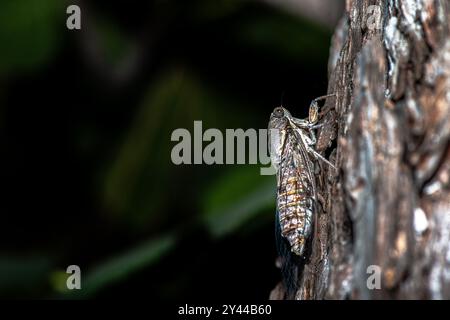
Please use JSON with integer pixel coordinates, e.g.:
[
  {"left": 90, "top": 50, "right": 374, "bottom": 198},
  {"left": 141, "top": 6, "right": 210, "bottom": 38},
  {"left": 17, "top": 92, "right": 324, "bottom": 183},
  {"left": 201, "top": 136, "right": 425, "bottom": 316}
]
[{"left": 270, "top": 0, "right": 450, "bottom": 300}]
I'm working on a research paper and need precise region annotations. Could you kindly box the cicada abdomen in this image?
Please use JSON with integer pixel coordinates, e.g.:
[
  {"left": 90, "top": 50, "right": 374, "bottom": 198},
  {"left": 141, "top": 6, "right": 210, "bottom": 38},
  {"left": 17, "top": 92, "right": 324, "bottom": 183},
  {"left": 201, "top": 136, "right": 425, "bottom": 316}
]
[{"left": 276, "top": 134, "right": 315, "bottom": 257}]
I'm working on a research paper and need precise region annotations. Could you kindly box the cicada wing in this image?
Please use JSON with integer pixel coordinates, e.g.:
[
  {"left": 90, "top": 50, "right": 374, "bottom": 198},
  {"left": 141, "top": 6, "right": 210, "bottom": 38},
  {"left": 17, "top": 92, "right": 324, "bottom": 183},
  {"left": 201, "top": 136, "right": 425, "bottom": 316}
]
[
  {"left": 293, "top": 141, "right": 316, "bottom": 240},
  {"left": 292, "top": 131, "right": 317, "bottom": 200}
]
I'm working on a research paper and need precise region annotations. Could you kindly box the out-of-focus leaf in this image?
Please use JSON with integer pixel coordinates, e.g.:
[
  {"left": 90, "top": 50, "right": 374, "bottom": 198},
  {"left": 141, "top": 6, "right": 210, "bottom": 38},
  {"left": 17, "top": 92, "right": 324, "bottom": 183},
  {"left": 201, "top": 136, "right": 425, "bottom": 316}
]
[
  {"left": 63, "top": 233, "right": 176, "bottom": 298},
  {"left": 92, "top": 16, "right": 134, "bottom": 67},
  {"left": 0, "top": 0, "right": 63, "bottom": 75},
  {"left": 50, "top": 270, "right": 69, "bottom": 294},
  {"left": 102, "top": 68, "right": 251, "bottom": 228},
  {"left": 102, "top": 71, "right": 176, "bottom": 220},
  {"left": 235, "top": 12, "right": 330, "bottom": 63},
  {"left": 202, "top": 166, "right": 276, "bottom": 238},
  {"left": 0, "top": 256, "right": 52, "bottom": 295}
]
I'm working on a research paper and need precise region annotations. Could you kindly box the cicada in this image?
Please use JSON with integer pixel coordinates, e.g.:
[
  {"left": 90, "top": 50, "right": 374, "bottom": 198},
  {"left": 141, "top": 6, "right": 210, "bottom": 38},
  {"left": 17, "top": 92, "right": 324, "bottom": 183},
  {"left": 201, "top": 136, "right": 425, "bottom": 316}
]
[{"left": 268, "top": 94, "right": 335, "bottom": 296}]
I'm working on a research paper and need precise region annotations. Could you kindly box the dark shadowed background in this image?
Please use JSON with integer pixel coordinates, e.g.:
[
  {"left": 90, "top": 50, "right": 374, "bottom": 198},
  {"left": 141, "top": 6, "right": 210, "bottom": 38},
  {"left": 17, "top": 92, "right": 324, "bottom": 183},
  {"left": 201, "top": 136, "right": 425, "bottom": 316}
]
[{"left": 0, "top": 0, "right": 343, "bottom": 299}]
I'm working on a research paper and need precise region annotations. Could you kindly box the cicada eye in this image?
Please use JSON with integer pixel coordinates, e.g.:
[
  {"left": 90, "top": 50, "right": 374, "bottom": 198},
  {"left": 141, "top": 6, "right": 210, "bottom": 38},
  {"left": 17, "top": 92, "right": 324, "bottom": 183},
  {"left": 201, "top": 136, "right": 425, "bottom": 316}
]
[{"left": 273, "top": 107, "right": 284, "bottom": 118}]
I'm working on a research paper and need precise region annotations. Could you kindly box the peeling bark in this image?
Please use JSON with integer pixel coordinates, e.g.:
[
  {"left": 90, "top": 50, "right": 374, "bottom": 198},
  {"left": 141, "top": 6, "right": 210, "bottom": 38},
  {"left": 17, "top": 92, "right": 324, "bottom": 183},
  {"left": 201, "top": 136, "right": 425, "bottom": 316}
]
[{"left": 272, "top": 0, "right": 450, "bottom": 300}]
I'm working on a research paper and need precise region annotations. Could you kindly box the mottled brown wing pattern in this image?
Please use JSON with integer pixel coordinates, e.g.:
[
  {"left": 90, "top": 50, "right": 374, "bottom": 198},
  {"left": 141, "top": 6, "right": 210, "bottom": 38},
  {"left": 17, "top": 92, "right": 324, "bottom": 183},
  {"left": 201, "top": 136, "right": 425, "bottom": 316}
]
[{"left": 277, "top": 128, "right": 315, "bottom": 257}]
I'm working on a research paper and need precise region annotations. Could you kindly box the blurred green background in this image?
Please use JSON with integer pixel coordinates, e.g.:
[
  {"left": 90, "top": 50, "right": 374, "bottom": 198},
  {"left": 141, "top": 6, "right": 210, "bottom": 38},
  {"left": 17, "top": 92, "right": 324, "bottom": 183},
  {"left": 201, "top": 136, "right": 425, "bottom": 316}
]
[{"left": 0, "top": 0, "right": 342, "bottom": 299}]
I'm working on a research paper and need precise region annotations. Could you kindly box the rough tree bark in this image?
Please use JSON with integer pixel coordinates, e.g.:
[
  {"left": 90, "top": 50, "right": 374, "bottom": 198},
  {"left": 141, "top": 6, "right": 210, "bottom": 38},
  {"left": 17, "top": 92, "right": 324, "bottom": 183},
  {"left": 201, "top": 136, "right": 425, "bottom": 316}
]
[{"left": 270, "top": 0, "right": 450, "bottom": 300}]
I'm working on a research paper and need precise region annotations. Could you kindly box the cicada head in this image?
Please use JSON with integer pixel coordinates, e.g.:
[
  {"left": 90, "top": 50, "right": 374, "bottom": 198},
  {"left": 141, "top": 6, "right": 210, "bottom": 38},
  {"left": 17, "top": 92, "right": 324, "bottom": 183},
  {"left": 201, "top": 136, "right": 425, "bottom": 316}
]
[{"left": 268, "top": 106, "right": 290, "bottom": 171}]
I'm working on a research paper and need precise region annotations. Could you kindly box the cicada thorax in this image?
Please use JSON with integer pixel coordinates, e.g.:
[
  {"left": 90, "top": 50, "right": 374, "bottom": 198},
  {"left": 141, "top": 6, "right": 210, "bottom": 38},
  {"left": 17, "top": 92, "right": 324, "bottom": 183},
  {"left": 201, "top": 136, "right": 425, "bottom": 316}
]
[{"left": 276, "top": 131, "right": 315, "bottom": 257}]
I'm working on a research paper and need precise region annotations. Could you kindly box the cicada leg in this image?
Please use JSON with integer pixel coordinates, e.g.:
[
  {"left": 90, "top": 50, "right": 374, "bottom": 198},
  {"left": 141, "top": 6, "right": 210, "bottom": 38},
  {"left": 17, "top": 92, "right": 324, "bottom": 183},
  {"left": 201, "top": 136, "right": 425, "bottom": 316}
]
[
  {"left": 308, "top": 93, "right": 336, "bottom": 124},
  {"left": 306, "top": 146, "right": 336, "bottom": 170}
]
